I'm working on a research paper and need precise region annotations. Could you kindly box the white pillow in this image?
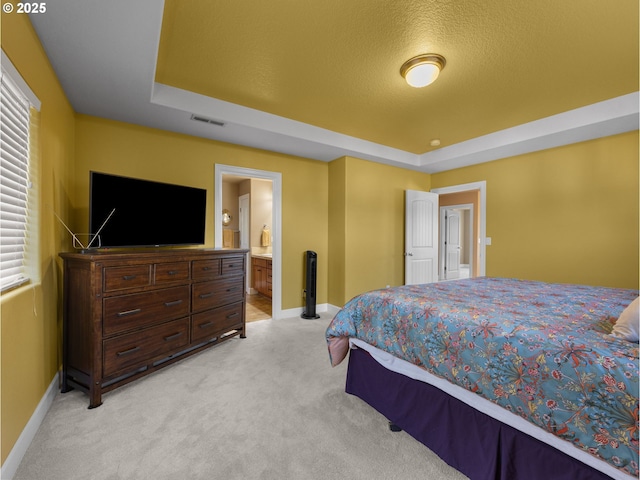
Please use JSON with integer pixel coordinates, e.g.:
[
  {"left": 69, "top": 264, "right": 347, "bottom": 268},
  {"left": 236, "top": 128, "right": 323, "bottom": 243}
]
[{"left": 610, "top": 297, "right": 640, "bottom": 342}]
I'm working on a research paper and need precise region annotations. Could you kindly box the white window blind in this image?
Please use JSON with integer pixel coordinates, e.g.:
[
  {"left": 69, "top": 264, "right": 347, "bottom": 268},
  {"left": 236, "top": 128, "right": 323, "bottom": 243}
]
[{"left": 0, "top": 69, "right": 32, "bottom": 292}]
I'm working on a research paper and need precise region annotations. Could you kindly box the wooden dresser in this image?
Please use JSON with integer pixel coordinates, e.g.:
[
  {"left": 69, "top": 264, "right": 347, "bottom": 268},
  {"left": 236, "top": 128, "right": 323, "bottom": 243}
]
[{"left": 59, "top": 248, "right": 248, "bottom": 408}]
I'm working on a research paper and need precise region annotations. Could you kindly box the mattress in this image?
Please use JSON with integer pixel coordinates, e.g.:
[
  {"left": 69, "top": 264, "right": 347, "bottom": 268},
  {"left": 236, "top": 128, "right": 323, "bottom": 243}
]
[{"left": 326, "top": 277, "right": 639, "bottom": 478}]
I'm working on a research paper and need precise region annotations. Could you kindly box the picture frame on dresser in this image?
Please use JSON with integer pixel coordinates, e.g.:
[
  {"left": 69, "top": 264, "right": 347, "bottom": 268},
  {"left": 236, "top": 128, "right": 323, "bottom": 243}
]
[{"left": 59, "top": 248, "right": 248, "bottom": 408}]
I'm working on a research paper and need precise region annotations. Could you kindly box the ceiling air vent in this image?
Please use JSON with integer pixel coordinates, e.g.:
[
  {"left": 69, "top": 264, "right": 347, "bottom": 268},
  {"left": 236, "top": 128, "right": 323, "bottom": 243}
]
[{"left": 190, "top": 114, "right": 225, "bottom": 127}]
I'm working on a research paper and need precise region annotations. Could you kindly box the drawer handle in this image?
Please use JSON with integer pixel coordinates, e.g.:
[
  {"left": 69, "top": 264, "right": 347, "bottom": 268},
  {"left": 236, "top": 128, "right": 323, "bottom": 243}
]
[
  {"left": 227, "top": 264, "right": 234, "bottom": 268},
  {"left": 116, "top": 346, "right": 140, "bottom": 357},
  {"left": 226, "top": 312, "right": 239, "bottom": 319},
  {"left": 164, "top": 332, "right": 183, "bottom": 342},
  {"left": 199, "top": 292, "right": 213, "bottom": 299},
  {"left": 201, "top": 266, "right": 211, "bottom": 271},
  {"left": 199, "top": 321, "right": 214, "bottom": 329},
  {"left": 167, "top": 270, "right": 179, "bottom": 276},
  {"left": 122, "top": 275, "right": 137, "bottom": 281},
  {"left": 226, "top": 287, "right": 238, "bottom": 293},
  {"left": 117, "top": 308, "right": 142, "bottom": 317},
  {"left": 164, "top": 299, "right": 183, "bottom": 307}
]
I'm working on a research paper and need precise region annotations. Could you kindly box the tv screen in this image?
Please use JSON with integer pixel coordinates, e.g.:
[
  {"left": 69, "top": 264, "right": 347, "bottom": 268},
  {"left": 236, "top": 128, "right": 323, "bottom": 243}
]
[{"left": 89, "top": 171, "right": 207, "bottom": 248}]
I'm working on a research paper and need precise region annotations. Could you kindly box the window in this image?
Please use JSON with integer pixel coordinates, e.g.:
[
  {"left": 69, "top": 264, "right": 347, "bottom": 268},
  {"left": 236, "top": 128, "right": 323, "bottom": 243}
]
[{"left": 1, "top": 53, "right": 39, "bottom": 292}]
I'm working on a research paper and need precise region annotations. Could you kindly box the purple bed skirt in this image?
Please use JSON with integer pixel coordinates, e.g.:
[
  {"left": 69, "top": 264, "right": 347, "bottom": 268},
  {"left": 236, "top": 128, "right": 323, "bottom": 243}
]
[{"left": 345, "top": 347, "right": 615, "bottom": 480}]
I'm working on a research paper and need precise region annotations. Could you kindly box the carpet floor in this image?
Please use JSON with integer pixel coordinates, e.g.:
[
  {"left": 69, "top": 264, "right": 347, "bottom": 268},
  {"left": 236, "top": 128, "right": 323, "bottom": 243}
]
[{"left": 13, "top": 313, "right": 468, "bottom": 480}]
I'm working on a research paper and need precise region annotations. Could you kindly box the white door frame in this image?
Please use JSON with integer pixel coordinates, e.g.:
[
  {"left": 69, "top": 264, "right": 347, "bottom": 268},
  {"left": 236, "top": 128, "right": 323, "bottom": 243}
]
[
  {"left": 431, "top": 181, "right": 487, "bottom": 277},
  {"left": 238, "top": 193, "right": 250, "bottom": 293},
  {"left": 215, "top": 164, "right": 282, "bottom": 319}
]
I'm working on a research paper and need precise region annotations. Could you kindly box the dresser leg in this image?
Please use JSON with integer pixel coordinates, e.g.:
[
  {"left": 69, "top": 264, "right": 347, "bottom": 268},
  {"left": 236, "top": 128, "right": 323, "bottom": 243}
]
[
  {"left": 60, "top": 383, "right": 74, "bottom": 394},
  {"left": 60, "top": 372, "right": 73, "bottom": 393},
  {"left": 88, "top": 386, "right": 103, "bottom": 409}
]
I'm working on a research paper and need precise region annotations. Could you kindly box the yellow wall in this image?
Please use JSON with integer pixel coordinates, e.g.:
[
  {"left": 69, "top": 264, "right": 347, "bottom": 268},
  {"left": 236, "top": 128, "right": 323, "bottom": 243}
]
[
  {"left": 2, "top": 9, "right": 638, "bottom": 473},
  {"left": 328, "top": 158, "right": 347, "bottom": 305},
  {"left": 74, "top": 115, "right": 329, "bottom": 311},
  {"left": 432, "top": 131, "right": 639, "bottom": 289},
  {"left": 1, "top": 11, "right": 76, "bottom": 465},
  {"left": 329, "top": 156, "right": 431, "bottom": 304},
  {"left": 74, "top": 119, "right": 436, "bottom": 311}
]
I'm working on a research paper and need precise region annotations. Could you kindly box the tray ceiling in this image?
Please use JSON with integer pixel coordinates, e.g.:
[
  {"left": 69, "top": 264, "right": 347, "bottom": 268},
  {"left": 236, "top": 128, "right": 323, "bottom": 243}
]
[{"left": 28, "top": 0, "right": 639, "bottom": 172}]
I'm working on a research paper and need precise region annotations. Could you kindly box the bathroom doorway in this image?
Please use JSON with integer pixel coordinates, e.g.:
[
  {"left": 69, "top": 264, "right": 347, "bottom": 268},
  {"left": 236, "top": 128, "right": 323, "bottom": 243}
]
[
  {"left": 237, "top": 192, "right": 271, "bottom": 321},
  {"left": 214, "top": 165, "right": 282, "bottom": 320}
]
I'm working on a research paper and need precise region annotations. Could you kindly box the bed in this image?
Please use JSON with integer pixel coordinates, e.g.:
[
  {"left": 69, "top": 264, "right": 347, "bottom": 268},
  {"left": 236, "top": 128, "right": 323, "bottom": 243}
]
[{"left": 326, "top": 277, "right": 639, "bottom": 480}]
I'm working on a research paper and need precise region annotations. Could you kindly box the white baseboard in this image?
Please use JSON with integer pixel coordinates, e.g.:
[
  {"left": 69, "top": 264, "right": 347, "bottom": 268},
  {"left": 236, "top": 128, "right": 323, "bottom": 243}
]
[
  {"left": 326, "top": 304, "right": 341, "bottom": 315},
  {"left": 0, "top": 304, "right": 344, "bottom": 477},
  {"left": 278, "top": 303, "right": 340, "bottom": 319},
  {"left": 1, "top": 372, "right": 59, "bottom": 480}
]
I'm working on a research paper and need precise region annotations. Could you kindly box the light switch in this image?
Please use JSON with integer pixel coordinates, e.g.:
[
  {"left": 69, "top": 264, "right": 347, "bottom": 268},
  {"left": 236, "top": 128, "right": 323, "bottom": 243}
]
[{"left": 485, "top": 237, "right": 492, "bottom": 245}]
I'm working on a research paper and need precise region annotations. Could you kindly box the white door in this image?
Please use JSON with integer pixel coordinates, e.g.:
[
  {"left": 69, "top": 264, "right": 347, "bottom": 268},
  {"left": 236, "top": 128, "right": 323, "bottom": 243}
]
[
  {"left": 405, "top": 190, "right": 439, "bottom": 285},
  {"left": 239, "top": 194, "right": 250, "bottom": 292},
  {"left": 444, "top": 209, "right": 461, "bottom": 280}
]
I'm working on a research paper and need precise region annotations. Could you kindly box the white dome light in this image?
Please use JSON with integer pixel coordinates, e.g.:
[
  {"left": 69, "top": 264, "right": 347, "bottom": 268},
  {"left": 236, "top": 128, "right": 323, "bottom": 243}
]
[{"left": 400, "top": 54, "right": 446, "bottom": 88}]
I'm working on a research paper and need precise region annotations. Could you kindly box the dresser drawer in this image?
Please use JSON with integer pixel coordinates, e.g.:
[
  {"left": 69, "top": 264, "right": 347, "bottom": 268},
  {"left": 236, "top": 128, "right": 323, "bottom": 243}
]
[
  {"left": 103, "top": 286, "right": 190, "bottom": 336},
  {"left": 192, "top": 278, "right": 244, "bottom": 313},
  {"left": 154, "top": 261, "right": 190, "bottom": 284},
  {"left": 222, "top": 256, "right": 244, "bottom": 276},
  {"left": 103, "top": 264, "right": 152, "bottom": 292},
  {"left": 192, "top": 259, "right": 220, "bottom": 280},
  {"left": 103, "top": 318, "right": 190, "bottom": 378},
  {"left": 191, "top": 301, "right": 244, "bottom": 343}
]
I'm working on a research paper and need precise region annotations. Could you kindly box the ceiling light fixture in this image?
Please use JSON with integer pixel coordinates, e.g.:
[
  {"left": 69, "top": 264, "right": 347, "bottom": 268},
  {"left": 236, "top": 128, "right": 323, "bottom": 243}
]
[{"left": 400, "top": 54, "right": 446, "bottom": 88}]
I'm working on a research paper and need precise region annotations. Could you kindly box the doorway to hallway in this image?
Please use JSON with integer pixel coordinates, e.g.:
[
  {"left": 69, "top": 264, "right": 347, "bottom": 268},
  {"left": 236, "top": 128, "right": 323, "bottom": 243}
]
[
  {"left": 432, "top": 181, "right": 487, "bottom": 279},
  {"left": 439, "top": 204, "right": 474, "bottom": 281}
]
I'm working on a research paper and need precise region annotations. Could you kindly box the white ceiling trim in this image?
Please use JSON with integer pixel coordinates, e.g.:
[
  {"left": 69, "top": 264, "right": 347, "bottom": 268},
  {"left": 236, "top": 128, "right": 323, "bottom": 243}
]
[
  {"left": 152, "top": 82, "right": 639, "bottom": 173},
  {"left": 151, "top": 82, "right": 422, "bottom": 168},
  {"left": 419, "top": 92, "right": 640, "bottom": 173},
  {"left": 29, "top": 1, "right": 639, "bottom": 175}
]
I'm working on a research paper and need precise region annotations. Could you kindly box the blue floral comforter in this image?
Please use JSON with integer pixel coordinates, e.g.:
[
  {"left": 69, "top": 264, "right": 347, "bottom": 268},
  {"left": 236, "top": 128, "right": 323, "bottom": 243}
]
[{"left": 326, "top": 277, "right": 639, "bottom": 477}]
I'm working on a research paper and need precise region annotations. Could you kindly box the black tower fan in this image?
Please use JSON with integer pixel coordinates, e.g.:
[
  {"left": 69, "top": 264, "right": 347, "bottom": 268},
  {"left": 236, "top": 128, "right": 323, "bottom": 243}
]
[{"left": 301, "top": 251, "right": 320, "bottom": 319}]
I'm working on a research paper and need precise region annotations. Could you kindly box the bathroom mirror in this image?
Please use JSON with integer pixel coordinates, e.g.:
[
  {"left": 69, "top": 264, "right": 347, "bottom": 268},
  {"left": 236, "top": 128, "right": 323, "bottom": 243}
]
[{"left": 222, "top": 209, "right": 232, "bottom": 226}]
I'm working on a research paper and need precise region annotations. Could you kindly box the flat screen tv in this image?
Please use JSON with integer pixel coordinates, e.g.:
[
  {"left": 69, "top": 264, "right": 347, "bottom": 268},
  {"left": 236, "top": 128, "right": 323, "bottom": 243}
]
[{"left": 89, "top": 171, "right": 207, "bottom": 248}]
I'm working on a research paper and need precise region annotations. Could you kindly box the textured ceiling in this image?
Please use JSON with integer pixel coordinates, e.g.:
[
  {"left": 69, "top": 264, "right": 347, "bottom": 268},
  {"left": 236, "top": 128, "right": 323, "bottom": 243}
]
[
  {"left": 25, "top": 1, "right": 638, "bottom": 172},
  {"left": 155, "top": 0, "right": 639, "bottom": 154}
]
